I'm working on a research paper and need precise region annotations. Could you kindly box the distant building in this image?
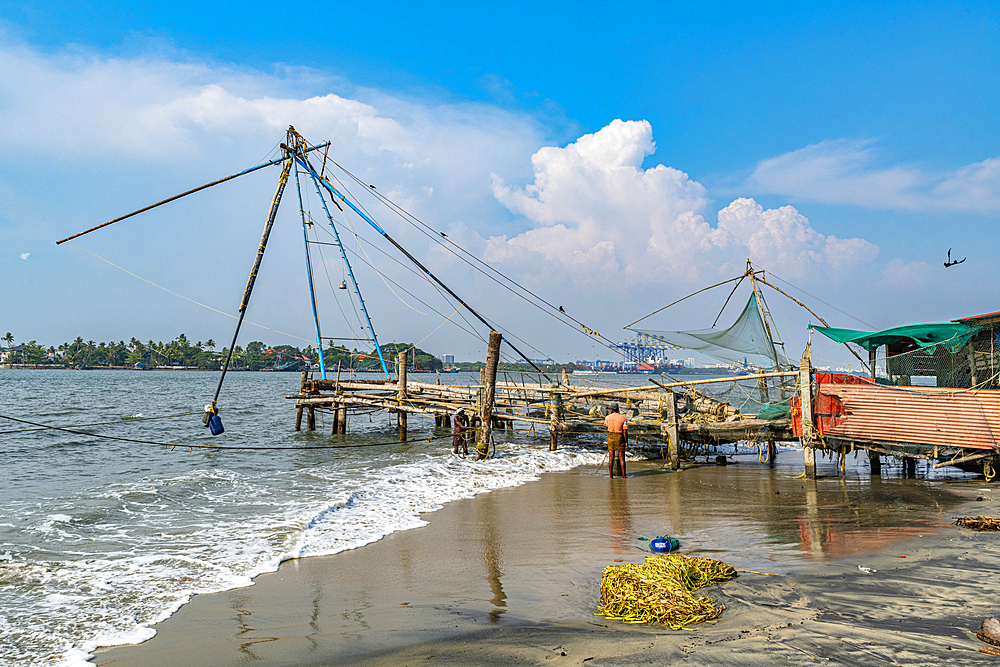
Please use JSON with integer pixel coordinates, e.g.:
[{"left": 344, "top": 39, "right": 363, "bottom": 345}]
[{"left": 443, "top": 354, "right": 455, "bottom": 364}]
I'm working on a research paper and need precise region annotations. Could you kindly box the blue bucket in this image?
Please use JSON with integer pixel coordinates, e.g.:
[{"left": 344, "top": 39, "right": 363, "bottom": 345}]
[{"left": 208, "top": 414, "right": 224, "bottom": 436}]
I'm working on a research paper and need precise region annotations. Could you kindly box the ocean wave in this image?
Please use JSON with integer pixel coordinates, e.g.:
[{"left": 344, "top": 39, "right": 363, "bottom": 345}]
[{"left": 1, "top": 443, "right": 603, "bottom": 667}]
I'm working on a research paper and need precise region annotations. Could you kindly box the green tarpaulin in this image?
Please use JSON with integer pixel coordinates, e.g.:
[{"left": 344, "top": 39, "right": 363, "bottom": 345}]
[{"left": 812, "top": 322, "right": 979, "bottom": 352}]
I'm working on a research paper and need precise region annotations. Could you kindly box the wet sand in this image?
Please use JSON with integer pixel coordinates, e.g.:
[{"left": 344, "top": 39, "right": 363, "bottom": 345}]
[{"left": 93, "top": 453, "right": 1000, "bottom": 666}]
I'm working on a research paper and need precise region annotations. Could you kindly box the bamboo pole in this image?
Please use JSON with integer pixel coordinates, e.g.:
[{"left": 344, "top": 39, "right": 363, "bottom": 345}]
[
  {"left": 932, "top": 451, "right": 995, "bottom": 469},
  {"left": 479, "top": 332, "right": 503, "bottom": 455},
  {"left": 570, "top": 371, "right": 798, "bottom": 400}
]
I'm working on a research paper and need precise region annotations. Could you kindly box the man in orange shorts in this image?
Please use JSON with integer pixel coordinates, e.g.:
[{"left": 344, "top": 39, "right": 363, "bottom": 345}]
[{"left": 604, "top": 403, "right": 628, "bottom": 478}]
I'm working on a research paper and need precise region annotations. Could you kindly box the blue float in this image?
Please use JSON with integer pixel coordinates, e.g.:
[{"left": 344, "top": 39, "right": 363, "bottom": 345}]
[{"left": 649, "top": 536, "right": 680, "bottom": 553}]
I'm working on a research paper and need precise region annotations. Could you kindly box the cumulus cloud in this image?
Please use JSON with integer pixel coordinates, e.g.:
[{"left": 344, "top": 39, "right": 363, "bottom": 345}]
[
  {"left": 20, "top": 253, "right": 29, "bottom": 260},
  {"left": 748, "top": 139, "right": 1000, "bottom": 212},
  {"left": 486, "top": 121, "right": 877, "bottom": 288}
]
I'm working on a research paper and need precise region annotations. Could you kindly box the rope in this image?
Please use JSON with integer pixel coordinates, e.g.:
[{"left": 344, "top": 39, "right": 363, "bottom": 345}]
[
  {"left": 0, "top": 412, "right": 452, "bottom": 451},
  {"left": 70, "top": 242, "right": 312, "bottom": 344},
  {"left": 0, "top": 411, "right": 202, "bottom": 435}
]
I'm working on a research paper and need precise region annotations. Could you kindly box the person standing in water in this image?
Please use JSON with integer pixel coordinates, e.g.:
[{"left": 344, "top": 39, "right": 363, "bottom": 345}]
[
  {"left": 452, "top": 408, "right": 471, "bottom": 456},
  {"left": 604, "top": 403, "right": 628, "bottom": 478}
]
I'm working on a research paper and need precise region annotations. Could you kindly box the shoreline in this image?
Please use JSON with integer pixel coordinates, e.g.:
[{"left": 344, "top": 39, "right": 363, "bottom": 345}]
[{"left": 91, "top": 458, "right": 1000, "bottom": 666}]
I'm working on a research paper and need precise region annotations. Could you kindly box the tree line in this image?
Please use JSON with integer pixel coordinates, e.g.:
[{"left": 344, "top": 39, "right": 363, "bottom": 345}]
[{"left": 1, "top": 333, "right": 443, "bottom": 372}]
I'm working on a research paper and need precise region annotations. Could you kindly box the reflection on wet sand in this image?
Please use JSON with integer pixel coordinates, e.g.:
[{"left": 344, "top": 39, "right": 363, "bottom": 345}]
[
  {"left": 93, "top": 456, "right": 975, "bottom": 667},
  {"left": 607, "top": 480, "right": 633, "bottom": 555},
  {"left": 476, "top": 493, "right": 507, "bottom": 622}
]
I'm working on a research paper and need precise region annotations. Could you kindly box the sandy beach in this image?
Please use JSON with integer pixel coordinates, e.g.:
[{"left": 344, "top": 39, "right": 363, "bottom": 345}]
[{"left": 92, "top": 455, "right": 1000, "bottom": 666}]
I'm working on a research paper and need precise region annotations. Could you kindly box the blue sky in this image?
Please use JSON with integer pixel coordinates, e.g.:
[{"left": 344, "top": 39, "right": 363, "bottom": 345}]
[{"left": 2, "top": 2, "right": 998, "bottom": 368}]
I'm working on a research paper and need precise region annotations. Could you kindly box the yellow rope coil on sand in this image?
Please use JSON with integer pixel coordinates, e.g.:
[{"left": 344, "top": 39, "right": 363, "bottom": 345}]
[{"left": 596, "top": 554, "right": 737, "bottom": 630}]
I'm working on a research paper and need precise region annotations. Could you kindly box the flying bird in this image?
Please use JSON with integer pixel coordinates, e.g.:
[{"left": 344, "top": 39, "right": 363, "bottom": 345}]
[{"left": 944, "top": 248, "right": 966, "bottom": 268}]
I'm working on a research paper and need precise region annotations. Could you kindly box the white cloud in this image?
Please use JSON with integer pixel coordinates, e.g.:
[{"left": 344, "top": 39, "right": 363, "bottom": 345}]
[
  {"left": 19, "top": 252, "right": 29, "bottom": 260},
  {"left": 0, "top": 37, "right": 553, "bottom": 358},
  {"left": 486, "top": 121, "right": 877, "bottom": 289},
  {"left": 748, "top": 139, "right": 1000, "bottom": 212}
]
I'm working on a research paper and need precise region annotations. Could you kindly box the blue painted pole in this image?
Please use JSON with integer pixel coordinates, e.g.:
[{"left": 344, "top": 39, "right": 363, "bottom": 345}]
[
  {"left": 295, "top": 155, "right": 548, "bottom": 378},
  {"left": 294, "top": 161, "right": 327, "bottom": 380},
  {"left": 296, "top": 157, "right": 391, "bottom": 378}
]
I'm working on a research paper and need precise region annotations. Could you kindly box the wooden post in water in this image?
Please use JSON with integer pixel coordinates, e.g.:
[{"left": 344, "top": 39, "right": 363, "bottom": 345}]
[
  {"left": 549, "top": 394, "right": 561, "bottom": 451},
  {"left": 397, "top": 350, "right": 408, "bottom": 441},
  {"left": 479, "top": 332, "right": 503, "bottom": 455},
  {"left": 331, "top": 404, "right": 339, "bottom": 434},
  {"left": 664, "top": 390, "right": 680, "bottom": 470},
  {"left": 799, "top": 355, "right": 816, "bottom": 479},
  {"left": 295, "top": 369, "right": 308, "bottom": 431},
  {"left": 337, "top": 405, "right": 347, "bottom": 434},
  {"left": 307, "top": 406, "right": 316, "bottom": 431}
]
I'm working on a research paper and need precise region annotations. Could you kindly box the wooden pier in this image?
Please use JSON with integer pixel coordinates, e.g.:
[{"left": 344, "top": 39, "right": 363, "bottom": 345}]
[
  {"left": 286, "top": 333, "right": 799, "bottom": 468},
  {"left": 285, "top": 336, "right": 999, "bottom": 481}
]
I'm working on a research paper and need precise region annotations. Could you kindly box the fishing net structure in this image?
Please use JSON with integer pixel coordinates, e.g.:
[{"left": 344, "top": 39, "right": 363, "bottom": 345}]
[
  {"left": 955, "top": 516, "right": 1000, "bottom": 531},
  {"left": 596, "top": 555, "right": 738, "bottom": 629},
  {"left": 632, "top": 293, "right": 779, "bottom": 371}
]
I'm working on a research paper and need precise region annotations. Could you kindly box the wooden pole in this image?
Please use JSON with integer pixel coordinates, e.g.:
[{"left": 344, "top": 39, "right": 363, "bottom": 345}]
[
  {"left": 307, "top": 405, "right": 316, "bottom": 431},
  {"left": 665, "top": 390, "right": 680, "bottom": 470},
  {"left": 799, "top": 354, "right": 815, "bottom": 479},
  {"left": 571, "top": 371, "right": 798, "bottom": 400},
  {"left": 337, "top": 405, "right": 347, "bottom": 434},
  {"left": 967, "top": 344, "right": 979, "bottom": 387},
  {"left": 295, "top": 369, "right": 308, "bottom": 431},
  {"left": 331, "top": 404, "right": 339, "bottom": 434},
  {"left": 397, "top": 349, "right": 408, "bottom": 441},
  {"left": 550, "top": 392, "right": 561, "bottom": 451},
  {"left": 479, "top": 332, "right": 503, "bottom": 455}
]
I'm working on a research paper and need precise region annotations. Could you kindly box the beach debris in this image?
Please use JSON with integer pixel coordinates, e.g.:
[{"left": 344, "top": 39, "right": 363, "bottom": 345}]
[
  {"left": 979, "top": 646, "right": 1000, "bottom": 656},
  {"left": 857, "top": 565, "right": 876, "bottom": 574},
  {"left": 955, "top": 515, "right": 1000, "bottom": 531},
  {"left": 596, "top": 554, "right": 737, "bottom": 629},
  {"left": 978, "top": 617, "right": 1000, "bottom": 647}
]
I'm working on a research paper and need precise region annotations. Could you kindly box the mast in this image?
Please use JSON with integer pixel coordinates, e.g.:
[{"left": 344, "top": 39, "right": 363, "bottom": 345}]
[
  {"left": 748, "top": 258, "right": 782, "bottom": 371},
  {"left": 293, "top": 158, "right": 327, "bottom": 380},
  {"left": 295, "top": 146, "right": 391, "bottom": 378}
]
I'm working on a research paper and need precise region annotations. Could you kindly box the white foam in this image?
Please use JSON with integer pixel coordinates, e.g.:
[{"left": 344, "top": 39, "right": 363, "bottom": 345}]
[{"left": 3, "top": 444, "right": 604, "bottom": 666}]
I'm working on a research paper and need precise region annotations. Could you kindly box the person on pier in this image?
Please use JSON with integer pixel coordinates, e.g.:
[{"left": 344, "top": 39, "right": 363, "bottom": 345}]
[
  {"left": 604, "top": 403, "right": 628, "bottom": 478},
  {"left": 452, "top": 408, "right": 471, "bottom": 456}
]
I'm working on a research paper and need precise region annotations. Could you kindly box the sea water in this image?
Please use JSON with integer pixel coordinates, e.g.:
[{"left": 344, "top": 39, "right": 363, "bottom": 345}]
[{"left": 0, "top": 370, "right": 606, "bottom": 666}]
